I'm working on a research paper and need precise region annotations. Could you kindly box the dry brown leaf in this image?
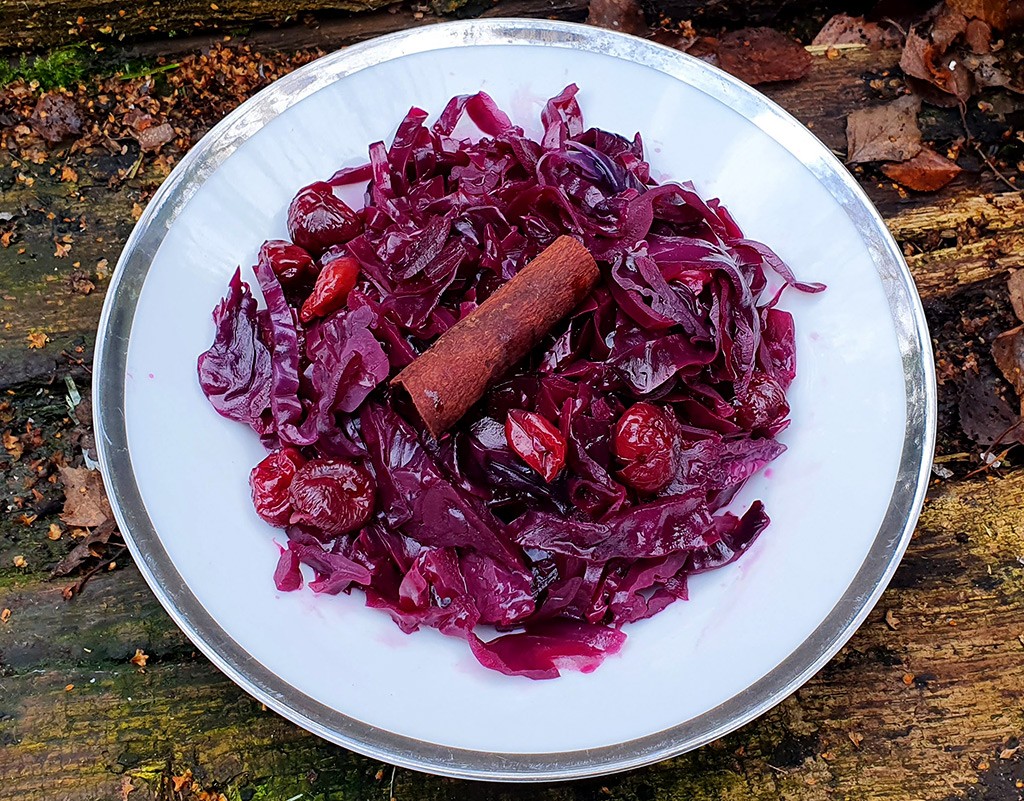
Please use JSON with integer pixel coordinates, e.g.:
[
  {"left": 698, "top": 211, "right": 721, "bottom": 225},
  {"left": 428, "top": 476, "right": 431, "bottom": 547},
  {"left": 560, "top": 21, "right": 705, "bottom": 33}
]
[
  {"left": 29, "top": 94, "right": 83, "bottom": 144},
  {"left": 1, "top": 608, "right": 11, "bottom": 623},
  {"left": 885, "top": 609, "right": 901, "bottom": 629},
  {"left": 1007, "top": 270, "right": 1024, "bottom": 323},
  {"left": 959, "top": 368, "right": 1024, "bottom": 446},
  {"left": 60, "top": 165, "right": 78, "bottom": 182},
  {"left": 901, "top": 28, "right": 974, "bottom": 103},
  {"left": 51, "top": 519, "right": 119, "bottom": 578},
  {"left": 965, "top": 18, "right": 993, "bottom": 52},
  {"left": 171, "top": 771, "right": 193, "bottom": 793},
  {"left": 54, "top": 241, "right": 71, "bottom": 258},
  {"left": 64, "top": 683, "right": 74, "bottom": 692},
  {"left": 137, "top": 122, "right": 175, "bottom": 152},
  {"left": 992, "top": 326, "right": 1024, "bottom": 411},
  {"left": 903, "top": 672, "right": 915, "bottom": 685},
  {"left": 948, "top": 0, "right": 1009, "bottom": 29},
  {"left": 130, "top": 648, "right": 149, "bottom": 668},
  {"left": 812, "top": 14, "right": 901, "bottom": 48},
  {"left": 717, "top": 28, "right": 811, "bottom": 86},
  {"left": 846, "top": 95, "right": 922, "bottom": 164},
  {"left": 848, "top": 731, "right": 864, "bottom": 748},
  {"left": 881, "top": 147, "right": 962, "bottom": 191},
  {"left": 48, "top": 523, "right": 62, "bottom": 540},
  {"left": 13, "top": 555, "right": 27, "bottom": 568},
  {"left": 586, "top": 0, "right": 647, "bottom": 37},
  {"left": 26, "top": 331, "right": 49, "bottom": 349},
  {"left": 59, "top": 466, "right": 113, "bottom": 528},
  {"left": 120, "top": 775, "right": 136, "bottom": 801},
  {"left": 932, "top": 5, "right": 969, "bottom": 49},
  {"left": 1, "top": 231, "right": 13, "bottom": 248},
  {"left": 2, "top": 430, "right": 22, "bottom": 460}
]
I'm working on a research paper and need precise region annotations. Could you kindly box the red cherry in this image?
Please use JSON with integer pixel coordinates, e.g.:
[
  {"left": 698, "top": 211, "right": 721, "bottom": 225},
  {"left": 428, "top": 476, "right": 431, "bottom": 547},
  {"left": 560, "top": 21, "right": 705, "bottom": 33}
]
[
  {"left": 250, "top": 448, "right": 306, "bottom": 527},
  {"left": 735, "top": 373, "right": 789, "bottom": 433},
  {"left": 287, "top": 181, "right": 361, "bottom": 255},
  {"left": 288, "top": 458, "right": 376, "bottom": 537},
  {"left": 258, "top": 240, "right": 317, "bottom": 293},
  {"left": 613, "top": 403, "right": 676, "bottom": 494}
]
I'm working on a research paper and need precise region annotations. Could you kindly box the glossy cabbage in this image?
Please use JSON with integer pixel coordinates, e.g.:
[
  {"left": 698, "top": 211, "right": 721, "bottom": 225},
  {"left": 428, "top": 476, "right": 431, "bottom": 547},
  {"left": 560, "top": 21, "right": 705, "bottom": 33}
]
[{"left": 197, "top": 85, "right": 822, "bottom": 679}]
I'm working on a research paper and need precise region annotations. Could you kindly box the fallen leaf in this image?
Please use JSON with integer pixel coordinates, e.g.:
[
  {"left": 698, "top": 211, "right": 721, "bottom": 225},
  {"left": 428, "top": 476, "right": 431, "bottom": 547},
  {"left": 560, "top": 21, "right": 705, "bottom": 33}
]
[
  {"left": 812, "top": 14, "right": 901, "bottom": 48},
  {"left": 48, "top": 523, "right": 62, "bottom": 540},
  {"left": 59, "top": 466, "right": 113, "bottom": 527},
  {"left": 171, "top": 772, "right": 192, "bottom": 793},
  {"left": 848, "top": 731, "right": 864, "bottom": 748},
  {"left": 26, "top": 331, "right": 49, "bottom": 349},
  {"left": 900, "top": 28, "right": 974, "bottom": 103},
  {"left": 120, "top": 775, "right": 136, "bottom": 801},
  {"left": 960, "top": 52, "right": 1021, "bottom": 91},
  {"left": 130, "top": 648, "right": 149, "bottom": 668},
  {"left": 1, "top": 608, "right": 10, "bottom": 623},
  {"left": 931, "top": 5, "right": 968, "bottom": 50},
  {"left": 948, "top": 0, "right": 1008, "bottom": 29},
  {"left": 903, "top": 672, "right": 915, "bottom": 685},
  {"left": 54, "top": 241, "right": 71, "bottom": 258},
  {"left": 29, "top": 94, "right": 83, "bottom": 144},
  {"left": 1007, "top": 270, "right": 1024, "bottom": 323},
  {"left": 60, "top": 165, "right": 78, "bottom": 183},
  {"left": 0, "top": 231, "right": 13, "bottom": 248},
  {"left": 3, "top": 430, "right": 22, "bottom": 460},
  {"left": 136, "top": 122, "right": 175, "bottom": 152},
  {"left": 131, "top": 202, "right": 144, "bottom": 221},
  {"left": 717, "top": 28, "right": 811, "bottom": 86},
  {"left": 992, "top": 326, "right": 1024, "bottom": 410},
  {"left": 965, "top": 19, "right": 992, "bottom": 52},
  {"left": 846, "top": 95, "right": 922, "bottom": 164},
  {"left": 65, "top": 683, "right": 74, "bottom": 692},
  {"left": 1001, "top": 746, "right": 1021, "bottom": 759},
  {"left": 13, "top": 555, "right": 27, "bottom": 568},
  {"left": 959, "top": 368, "right": 1024, "bottom": 446},
  {"left": 881, "top": 147, "right": 962, "bottom": 191},
  {"left": 51, "top": 519, "right": 119, "bottom": 578},
  {"left": 885, "top": 609, "right": 901, "bottom": 629},
  {"left": 586, "top": 0, "right": 647, "bottom": 37}
]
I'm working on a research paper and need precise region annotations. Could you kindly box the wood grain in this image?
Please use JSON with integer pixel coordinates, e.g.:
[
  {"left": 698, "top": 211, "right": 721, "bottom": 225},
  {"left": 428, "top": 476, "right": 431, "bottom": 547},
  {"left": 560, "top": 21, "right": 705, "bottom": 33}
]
[{"left": 2, "top": 475, "right": 1023, "bottom": 799}]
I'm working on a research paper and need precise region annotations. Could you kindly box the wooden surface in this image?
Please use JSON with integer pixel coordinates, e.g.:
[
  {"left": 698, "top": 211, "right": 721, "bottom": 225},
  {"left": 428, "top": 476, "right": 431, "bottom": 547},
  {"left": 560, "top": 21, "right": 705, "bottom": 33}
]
[{"left": 3, "top": 10, "right": 1024, "bottom": 800}]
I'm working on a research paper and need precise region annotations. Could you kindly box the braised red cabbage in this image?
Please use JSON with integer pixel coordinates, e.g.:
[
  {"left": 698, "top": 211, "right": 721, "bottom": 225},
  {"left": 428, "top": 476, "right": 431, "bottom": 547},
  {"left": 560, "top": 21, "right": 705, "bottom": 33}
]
[{"left": 198, "top": 85, "right": 822, "bottom": 679}]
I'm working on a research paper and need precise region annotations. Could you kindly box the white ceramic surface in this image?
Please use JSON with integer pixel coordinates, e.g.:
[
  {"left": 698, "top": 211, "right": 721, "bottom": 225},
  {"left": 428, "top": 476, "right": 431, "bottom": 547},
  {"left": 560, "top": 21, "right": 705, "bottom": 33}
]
[{"left": 95, "top": 20, "right": 934, "bottom": 780}]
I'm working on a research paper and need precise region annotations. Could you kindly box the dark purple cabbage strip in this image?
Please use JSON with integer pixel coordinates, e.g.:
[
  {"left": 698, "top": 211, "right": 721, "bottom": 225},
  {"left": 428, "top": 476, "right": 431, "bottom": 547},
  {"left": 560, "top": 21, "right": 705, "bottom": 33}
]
[
  {"left": 197, "top": 269, "right": 272, "bottom": 431},
  {"left": 251, "top": 244, "right": 308, "bottom": 445},
  {"left": 512, "top": 490, "right": 714, "bottom": 562},
  {"left": 360, "top": 402, "right": 521, "bottom": 568},
  {"left": 469, "top": 620, "right": 627, "bottom": 680}
]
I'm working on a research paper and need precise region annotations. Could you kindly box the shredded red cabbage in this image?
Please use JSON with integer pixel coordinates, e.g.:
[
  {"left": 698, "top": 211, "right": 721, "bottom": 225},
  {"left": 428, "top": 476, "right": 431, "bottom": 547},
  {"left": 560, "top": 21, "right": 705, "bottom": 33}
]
[{"left": 198, "top": 85, "right": 823, "bottom": 679}]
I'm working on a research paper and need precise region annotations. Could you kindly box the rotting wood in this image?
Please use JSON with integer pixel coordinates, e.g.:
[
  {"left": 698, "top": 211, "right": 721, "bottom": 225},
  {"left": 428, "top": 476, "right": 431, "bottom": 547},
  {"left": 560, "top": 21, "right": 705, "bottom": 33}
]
[
  {"left": 0, "top": 48, "right": 1009, "bottom": 388},
  {"left": 4, "top": 0, "right": 401, "bottom": 53},
  {"left": 2, "top": 474, "right": 1023, "bottom": 799}
]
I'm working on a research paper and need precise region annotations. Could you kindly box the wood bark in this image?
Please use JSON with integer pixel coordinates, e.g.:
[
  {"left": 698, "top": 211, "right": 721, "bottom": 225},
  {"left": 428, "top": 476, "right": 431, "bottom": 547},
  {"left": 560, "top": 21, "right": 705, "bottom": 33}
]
[{"left": 3, "top": 475, "right": 1023, "bottom": 799}]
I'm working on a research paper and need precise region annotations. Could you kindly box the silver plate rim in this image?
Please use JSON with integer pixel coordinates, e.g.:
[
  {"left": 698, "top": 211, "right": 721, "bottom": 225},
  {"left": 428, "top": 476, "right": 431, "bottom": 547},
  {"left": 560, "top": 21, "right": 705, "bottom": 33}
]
[{"left": 93, "top": 19, "right": 937, "bottom": 782}]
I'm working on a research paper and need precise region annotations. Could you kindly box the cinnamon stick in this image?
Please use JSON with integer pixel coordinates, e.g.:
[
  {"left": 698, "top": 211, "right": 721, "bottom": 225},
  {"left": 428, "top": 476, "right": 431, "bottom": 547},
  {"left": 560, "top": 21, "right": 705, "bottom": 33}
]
[{"left": 392, "top": 236, "right": 600, "bottom": 438}]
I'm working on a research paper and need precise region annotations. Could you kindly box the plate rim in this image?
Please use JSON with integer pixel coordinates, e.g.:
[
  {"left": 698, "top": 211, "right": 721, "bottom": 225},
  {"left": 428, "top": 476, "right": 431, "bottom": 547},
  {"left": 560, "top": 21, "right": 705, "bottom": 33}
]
[{"left": 93, "top": 18, "right": 937, "bottom": 782}]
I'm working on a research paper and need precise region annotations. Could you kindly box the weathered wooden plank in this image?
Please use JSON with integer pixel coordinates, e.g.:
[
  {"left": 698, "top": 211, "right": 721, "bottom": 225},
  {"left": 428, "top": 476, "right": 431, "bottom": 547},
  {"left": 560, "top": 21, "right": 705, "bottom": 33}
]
[
  {"left": 5, "top": 0, "right": 398, "bottom": 53},
  {"left": 0, "top": 46, "right": 1011, "bottom": 390},
  {"left": 2, "top": 473, "right": 1023, "bottom": 799}
]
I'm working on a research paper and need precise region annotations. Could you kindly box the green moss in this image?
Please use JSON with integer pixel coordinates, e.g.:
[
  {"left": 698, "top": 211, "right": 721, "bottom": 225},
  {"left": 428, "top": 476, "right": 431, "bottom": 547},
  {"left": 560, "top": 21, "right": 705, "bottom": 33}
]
[{"left": 0, "top": 46, "right": 92, "bottom": 90}]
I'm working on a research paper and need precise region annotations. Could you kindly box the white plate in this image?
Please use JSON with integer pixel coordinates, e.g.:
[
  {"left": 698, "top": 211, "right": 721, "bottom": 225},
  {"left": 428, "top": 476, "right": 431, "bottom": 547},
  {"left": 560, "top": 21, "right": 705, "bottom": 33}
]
[{"left": 94, "top": 20, "right": 936, "bottom": 781}]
